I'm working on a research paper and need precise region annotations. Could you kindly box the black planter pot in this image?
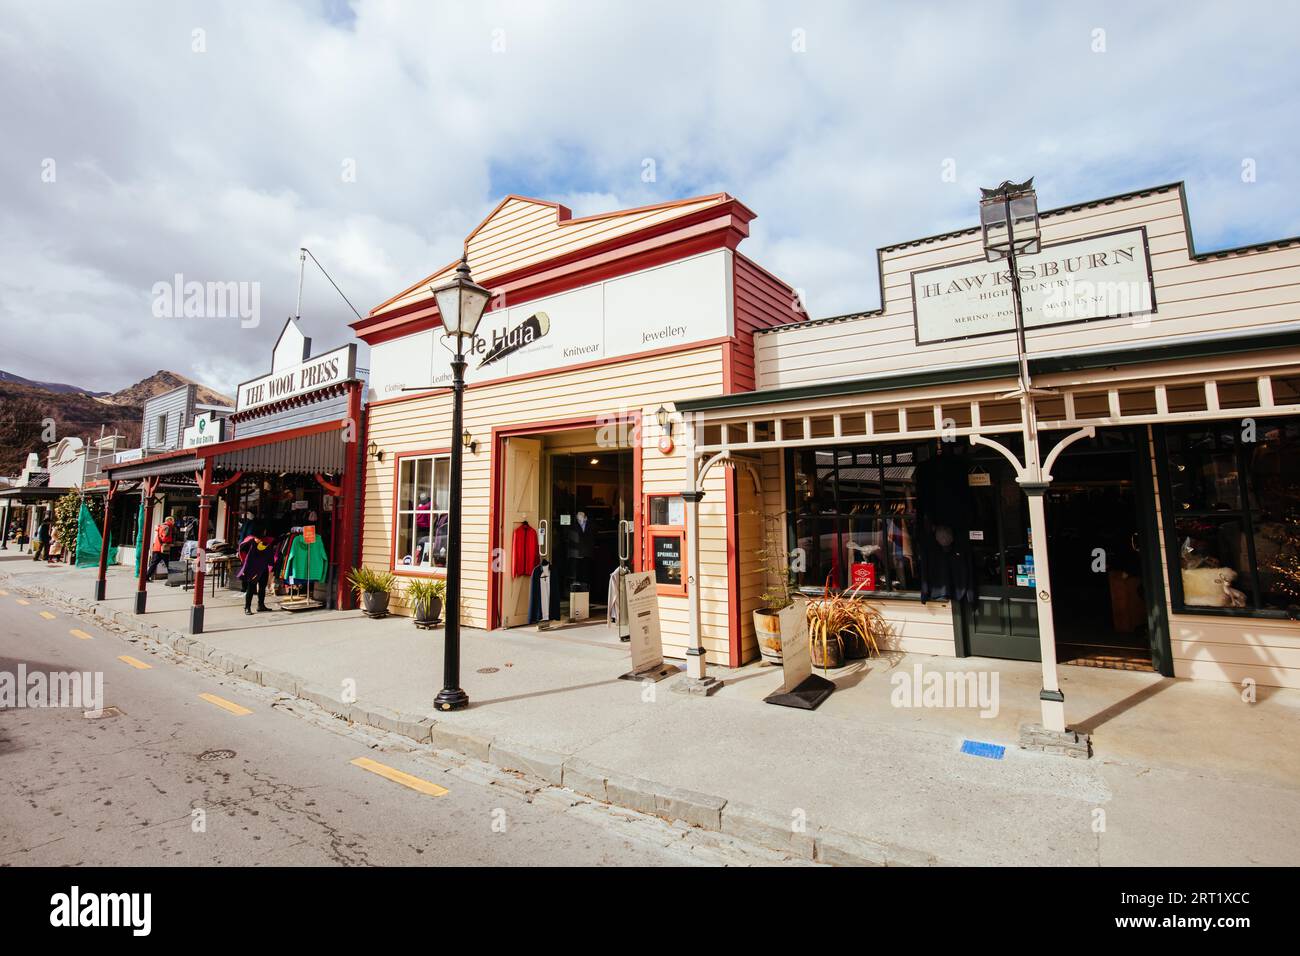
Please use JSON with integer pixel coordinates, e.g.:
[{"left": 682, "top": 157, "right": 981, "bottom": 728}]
[
  {"left": 414, "top": 597, "right": 443, "bottom": 625},
  {"left": 361, "top": 591, "right": 390, "bottom": 616}
]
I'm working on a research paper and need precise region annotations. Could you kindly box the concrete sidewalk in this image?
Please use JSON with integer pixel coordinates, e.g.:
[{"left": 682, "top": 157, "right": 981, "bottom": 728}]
[{"left": 4, "top": 554, "right": 1298, "bottom": 866}]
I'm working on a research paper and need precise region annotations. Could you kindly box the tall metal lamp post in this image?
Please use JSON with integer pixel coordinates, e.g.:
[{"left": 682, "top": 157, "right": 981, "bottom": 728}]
[
  {"left": 430, "top": 255, "right": 491, "bottom": 711},
  {"left": 973, "top": 179, "right": 1091, "bottom": 741}
]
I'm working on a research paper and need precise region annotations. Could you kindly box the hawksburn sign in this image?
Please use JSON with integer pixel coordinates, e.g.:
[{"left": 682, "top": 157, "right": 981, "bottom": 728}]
[{"left": 476, "top": 311, "right": 550, "bottom": 369}]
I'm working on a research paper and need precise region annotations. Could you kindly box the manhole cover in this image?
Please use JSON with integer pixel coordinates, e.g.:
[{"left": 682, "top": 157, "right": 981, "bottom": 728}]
[
  {"left": 476, "top": 667, "right": 499, "bottom": 674},
  {"left": 83, "top": 706, "right": 125, "bottom": 720},
  {"left": 199, "top": 749, "right": 237, "bottom": 761}
]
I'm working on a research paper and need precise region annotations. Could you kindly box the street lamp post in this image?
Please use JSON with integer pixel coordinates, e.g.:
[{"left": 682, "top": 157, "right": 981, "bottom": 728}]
[
  {"left": 976, "top": 179, "right": 1076, "bottom": 737},
  {"left": 430, "top": 255, "right": 491, "bottom": 712}
]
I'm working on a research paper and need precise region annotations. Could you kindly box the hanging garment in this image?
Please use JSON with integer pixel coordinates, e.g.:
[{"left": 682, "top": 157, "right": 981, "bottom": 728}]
[
  {"left": 528, "top": 561, "right": 552, "bottom": 624},
  {"left": 511, "top": 522, "right": 539, "bottom": 578},
  {"left": 284, "top": 535, "right": 328, "bottom": 584},
  {"left": 607, "top": 567, "right": 626, "bottom": 626}
]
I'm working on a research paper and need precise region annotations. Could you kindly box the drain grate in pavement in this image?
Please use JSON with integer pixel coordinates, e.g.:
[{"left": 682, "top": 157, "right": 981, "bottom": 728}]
[
  {"left": 199, "top": 749, "right": 237, "bottom": 761},
  {"left": 476, "top": 667, "right": 499, "bottom": 674},
  {"left": 83, "top": 706, "right": 125, "bottom": 720}
]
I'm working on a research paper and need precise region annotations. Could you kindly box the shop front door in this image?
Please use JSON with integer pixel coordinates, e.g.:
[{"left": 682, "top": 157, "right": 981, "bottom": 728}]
[
  {"left": 960, "top": 452, "right": 1041, "bottom": 661},
  {"left": 501, "top": 437, "right": 541, "bottom": 627},
  {"left": 955, "top": 428, "right": 1164, "bottom": 671}
]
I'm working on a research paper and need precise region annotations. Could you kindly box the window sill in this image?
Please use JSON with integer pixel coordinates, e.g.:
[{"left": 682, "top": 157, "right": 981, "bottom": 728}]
[
  {"left": 798, "top": 587, "right": 926, "bottom": 603},
  {"left": 393, "top": 567, "right": 447, "bottom": 579},
  {"left": 1171, "top": 604, "right": 1299, "bottom": 622}
]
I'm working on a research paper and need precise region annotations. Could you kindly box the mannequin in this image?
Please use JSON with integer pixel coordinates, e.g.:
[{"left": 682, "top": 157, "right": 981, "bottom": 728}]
[
  {"left": 415, "top": 492, "right": 431, "bottom": 563},
  {"left": 567, "top": 509, "right": 595, "bottom": 589}
]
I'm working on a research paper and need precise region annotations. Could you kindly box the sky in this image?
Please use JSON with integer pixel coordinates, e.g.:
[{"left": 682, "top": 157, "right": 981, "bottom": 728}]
[{"left": 1, "top": 0, "right": 1297, "bottom": 394}]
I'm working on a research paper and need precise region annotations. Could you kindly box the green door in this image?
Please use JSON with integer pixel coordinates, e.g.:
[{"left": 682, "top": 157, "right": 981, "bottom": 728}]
[{"left": 957, "top": 451, "right": 1040, "bottom": 660}]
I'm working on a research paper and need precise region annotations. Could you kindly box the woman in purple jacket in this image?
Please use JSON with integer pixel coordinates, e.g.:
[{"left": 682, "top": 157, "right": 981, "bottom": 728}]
[{"left": 238, "top": 526, "right": 276, "bottom": 615}]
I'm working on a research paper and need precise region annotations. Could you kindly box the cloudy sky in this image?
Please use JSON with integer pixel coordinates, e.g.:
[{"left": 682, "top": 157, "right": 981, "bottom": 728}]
[{"left": 1, "top": 0, "right": 1297, "bottom": 394}]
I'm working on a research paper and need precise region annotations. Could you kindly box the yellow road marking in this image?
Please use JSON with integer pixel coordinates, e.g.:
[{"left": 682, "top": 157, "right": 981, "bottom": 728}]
[
  {"left": 16, "top": 599, "right": 30, "bottom": 605},
  {"left": 350, "top": 757, "right": 448, "bottom": 797},
  {"left": 118, "top": 655, "right": 152, "bottom": 670},
  {"left": 199, "top": 692, "right": 252, "bottom": 716},
  {"left": 38, "top": 611, "right": 56, "bottom": 620},
  {"left": 70, "top": 629, "right": 93, "bottom": 640},
  {"left": 0, "top": 589, "right": 7, "bottom": 596}
]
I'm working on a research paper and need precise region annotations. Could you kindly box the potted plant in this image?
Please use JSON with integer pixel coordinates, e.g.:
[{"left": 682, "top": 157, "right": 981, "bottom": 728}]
[
  {"left": 751, "top": 509, "right": 799, "bottom": 664},
  {"left": 406, "top": 577, "right": 446, "bottom": 626},
  {"left": 348, "top": 567, "right": 396, "bottom": 617},
  {"left": 805, "top": 580, "right": 888, "bottom": 671}
]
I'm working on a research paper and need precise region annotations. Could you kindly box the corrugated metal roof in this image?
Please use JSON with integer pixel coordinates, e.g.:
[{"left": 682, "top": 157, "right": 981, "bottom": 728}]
[
  {"left": 213, "top": 428, "right": 344, "bottom": 475},
  {"left": 110, "top": 453, "right": 201, "bottom": 480}
]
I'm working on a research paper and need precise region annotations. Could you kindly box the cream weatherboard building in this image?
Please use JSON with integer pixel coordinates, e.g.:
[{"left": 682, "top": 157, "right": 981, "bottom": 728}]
[
  {"left": 352, "top": 193, "right": 802, "bottom": 666},
  {"left": 676, "top": 182, "right": 1300, "bottom": 691}
]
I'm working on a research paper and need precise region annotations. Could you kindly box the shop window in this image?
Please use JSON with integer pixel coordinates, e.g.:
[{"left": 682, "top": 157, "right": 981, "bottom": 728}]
[
  {"left": 394, "top": 453, "right": 450, "bottom": 573},
  {"left": 787, "top": 443, "right": 926, "bottom": 596},
  {"left": 1159, "top": 419, "right": 1300, "bottom": 615},
  {"left": 645, "top": 494, "right": 686, "bottom": 595}
]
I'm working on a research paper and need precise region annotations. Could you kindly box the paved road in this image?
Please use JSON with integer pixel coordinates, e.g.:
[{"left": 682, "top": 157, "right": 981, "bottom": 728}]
[{"left": 0, "top": 586, "right": 783, "bottom": 866}]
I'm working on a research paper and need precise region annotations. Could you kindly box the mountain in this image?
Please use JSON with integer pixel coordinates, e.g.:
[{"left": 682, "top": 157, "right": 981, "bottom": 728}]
[
  {"left": 0, "top": 369, "right": 233, "bottom": 476},
  {"left": 105, "top": 370, "right": 233, "bottom": 409},
  {"left": 0, "top": 369, "right": 110, "bottom": 397}
]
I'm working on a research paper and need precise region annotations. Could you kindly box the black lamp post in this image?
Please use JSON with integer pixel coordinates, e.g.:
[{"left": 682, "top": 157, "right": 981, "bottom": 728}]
[{"left": 431, "top": 255, "right": 491, "bottom": 711}]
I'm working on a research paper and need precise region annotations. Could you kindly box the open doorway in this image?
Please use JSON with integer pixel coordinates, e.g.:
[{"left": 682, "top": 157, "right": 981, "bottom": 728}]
[
  {"left": 497, "top": 424, "right": 637, "bottom": 637},
  {"left": 548, "top": 450, "right": 634, "bottom": 623},
  {"left": 1046, "top": 443, "right": 1152, "bottom": 670}
]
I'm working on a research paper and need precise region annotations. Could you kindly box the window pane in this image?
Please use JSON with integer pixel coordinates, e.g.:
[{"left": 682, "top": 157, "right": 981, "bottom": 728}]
[
  {"left": 845, "top": 515, "right": 883, "bottom": 591},
  {"left": 882, "top": 515, "right": 919, "bottom": 591},
  {"left": 1250, "top": 421, "right": 1300, "bottom": 608},
  {"left": 430, "top": 513, "right": 448, "bottom": 568},
  {"left": 397, "top": 459, "right": 416, "bottom": 511},
  {"left": 396, "top": 513, "right": 414, "bottom": 567},
  {"left": 433, "top": 458, "right": 450, "bottom": 511},
  {"left": 1167, "top": 428, "right": 1241, "bottom": 512},
  {"left": 793, "top": 515, "right": 839, "bottom": 590},
  {"left": 416, "top": 458, "right": 433, "bottom": 509},
  {"left": 649, "top": 496, "right": 669, "bottom": 525},
  {"left": 1176, "top": 516, "right": 1250, "bottom": 608}
]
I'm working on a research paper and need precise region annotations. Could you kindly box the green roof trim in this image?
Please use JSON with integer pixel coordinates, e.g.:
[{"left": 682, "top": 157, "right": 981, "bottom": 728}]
[{"left": 676, "top": 328, "right": 1300, "bottom": 414}]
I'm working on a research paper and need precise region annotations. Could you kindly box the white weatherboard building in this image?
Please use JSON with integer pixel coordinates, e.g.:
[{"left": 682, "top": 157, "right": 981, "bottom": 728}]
[{"left": 677, "top": 182, "right": 1300, "bottom": 691}]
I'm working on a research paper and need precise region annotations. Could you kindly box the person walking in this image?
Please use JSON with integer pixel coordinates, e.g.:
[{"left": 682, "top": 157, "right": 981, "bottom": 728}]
[
  {"left": 238, "top": 526, "right": 276, "bottom": 615},
  {"left": 32, "top": 515, "right": 51, "bottom": 561},
  {"left": 145, "top": 515, "right": 176, "bottom": 580}
]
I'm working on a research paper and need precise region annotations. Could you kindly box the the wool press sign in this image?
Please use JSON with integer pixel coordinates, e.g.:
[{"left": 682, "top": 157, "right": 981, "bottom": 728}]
[
  {"left": 182, "top": 412, "right": 225, "bottom": 449},
  {"left": 911, "top": 227, "right": 1156, "bottom": 345},
  {"left": 236, "top": 345, "right": 355, "bottom": 412}
]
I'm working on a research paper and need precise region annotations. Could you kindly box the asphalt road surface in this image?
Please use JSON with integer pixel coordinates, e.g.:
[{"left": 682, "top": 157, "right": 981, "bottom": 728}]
[{"left": 0, "top": 586, "right": 782, "bottom": 866}]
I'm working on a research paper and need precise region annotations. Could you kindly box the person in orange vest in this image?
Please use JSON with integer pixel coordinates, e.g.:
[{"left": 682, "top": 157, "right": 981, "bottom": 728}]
[{"left": 145, "top": 515, "right": 176, "bottom": 580}]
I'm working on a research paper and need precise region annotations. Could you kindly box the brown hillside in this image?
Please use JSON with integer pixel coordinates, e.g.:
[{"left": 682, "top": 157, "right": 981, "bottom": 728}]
[
  {"left": 106, "top": 370, "right": 233, "bottom": 408},
  {"left": 0, "top": 369, "right": 231, "bottom": 476}
]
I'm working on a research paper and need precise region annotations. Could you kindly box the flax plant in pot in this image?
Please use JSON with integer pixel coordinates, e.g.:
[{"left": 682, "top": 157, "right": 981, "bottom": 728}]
[
  {"left": 805, "top": 579, "right": 887, "bottom": 671},
  {"left": 348, "top": 567, "right": 396, "bottom": 618},
  {"left": 405, "top": 577, "right": 446, "bottom": 626}
]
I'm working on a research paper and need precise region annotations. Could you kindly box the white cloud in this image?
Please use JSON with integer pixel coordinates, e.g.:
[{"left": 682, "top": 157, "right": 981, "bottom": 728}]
[{"left": 0, "top": 0, "right": 1297, "bottom": 393}]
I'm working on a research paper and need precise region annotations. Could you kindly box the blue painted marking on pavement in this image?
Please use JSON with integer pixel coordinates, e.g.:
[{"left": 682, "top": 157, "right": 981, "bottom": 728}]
[{"left": 960, "top": 739, "right": 1006, "bottom": 759}]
